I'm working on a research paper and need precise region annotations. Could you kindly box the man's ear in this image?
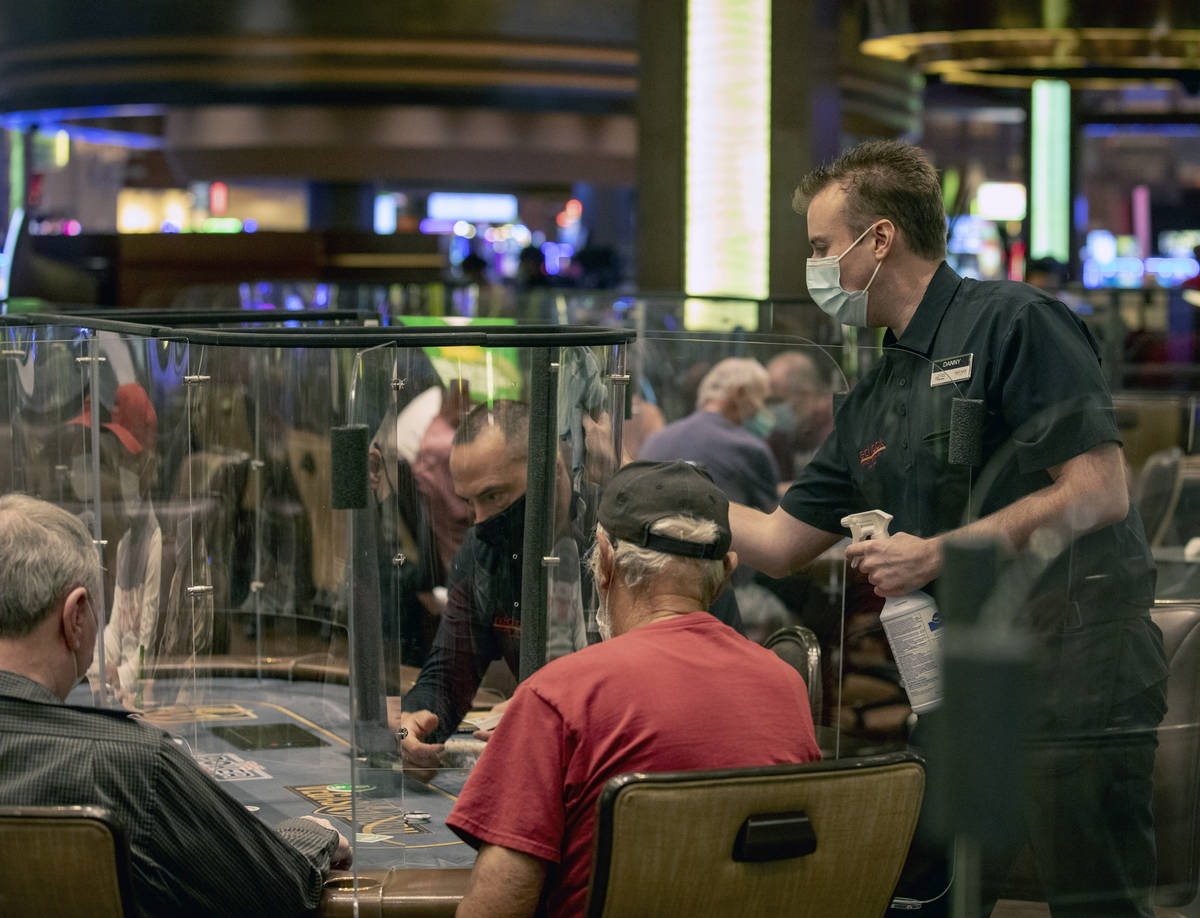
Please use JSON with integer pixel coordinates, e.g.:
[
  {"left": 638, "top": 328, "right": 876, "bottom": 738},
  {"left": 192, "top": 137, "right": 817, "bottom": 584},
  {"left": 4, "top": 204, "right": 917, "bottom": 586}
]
[
  {"left": 711, "top": 550, "right": 738, "bottom": 604},
  {"left": 59, "top": 586, "right": 91, "bottom": 650},
  {"left": 872, "top": 219, "right": 897, "bottom": 258},
  {"left": 596, "top": 531, "right": 616, "bottom": 590}
]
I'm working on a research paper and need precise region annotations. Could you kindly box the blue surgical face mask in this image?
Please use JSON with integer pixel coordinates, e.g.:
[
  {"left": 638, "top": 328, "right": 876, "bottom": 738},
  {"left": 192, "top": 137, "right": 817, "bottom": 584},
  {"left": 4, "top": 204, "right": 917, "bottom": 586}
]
[
  {"left": 743, "top": 407, "right": 775, "bottom": 440},
  {"left": 768, "top": 400, "right": 797, "bottom": 436},
  {"left": 805, "top": 222, "right": 884, "bottom": 327}
]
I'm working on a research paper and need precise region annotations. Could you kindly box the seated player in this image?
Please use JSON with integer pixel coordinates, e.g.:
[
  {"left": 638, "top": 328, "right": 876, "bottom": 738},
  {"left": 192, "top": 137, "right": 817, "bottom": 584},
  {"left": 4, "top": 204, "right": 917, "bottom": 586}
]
[
  {"left": 389, "top": 400, "right": 596, "bottom": 772},
  {"left": 0, "top": 493, "right": 351, "bottom": 918},
  {"left": 390, "top": 402, "right": 745, "bottom": 775},
  {"left": 447, "top": 460, "right": 821, "bottom": 918}
]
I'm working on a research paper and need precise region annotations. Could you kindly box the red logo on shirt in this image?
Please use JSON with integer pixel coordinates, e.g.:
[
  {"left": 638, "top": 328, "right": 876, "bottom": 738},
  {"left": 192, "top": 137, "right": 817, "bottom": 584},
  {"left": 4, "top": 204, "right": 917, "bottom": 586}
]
[{"left": 859, "top": 439, "right": 886, "bottom": 468}]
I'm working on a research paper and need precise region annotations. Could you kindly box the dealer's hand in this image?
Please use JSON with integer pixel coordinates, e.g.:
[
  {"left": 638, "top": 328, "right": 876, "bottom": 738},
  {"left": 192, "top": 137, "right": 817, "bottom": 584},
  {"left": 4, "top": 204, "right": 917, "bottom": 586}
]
[
  {"left": 471, "top": 698, "right": 511, "bottom": 742},
  {"left": 389, "top": 706, "right": 445, "bottom": 782},
  {"left": 845, "top": 531, "right": 942, "bottom": 597},
  {"left": 301, "top": 815, "right": 353, "bottom": 869},
  {"left": 583, "top": 412, "right": 617, "bottom": 484}
]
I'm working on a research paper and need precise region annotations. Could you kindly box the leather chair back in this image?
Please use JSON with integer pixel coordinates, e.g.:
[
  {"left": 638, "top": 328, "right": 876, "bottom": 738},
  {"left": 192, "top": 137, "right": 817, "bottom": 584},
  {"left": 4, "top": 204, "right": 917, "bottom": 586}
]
[
  {"left": 585, "top": 751, "right": 924, "bottom": 918},
  {"left": 0, "top": 805, "right": 134, "bottom": 918}
]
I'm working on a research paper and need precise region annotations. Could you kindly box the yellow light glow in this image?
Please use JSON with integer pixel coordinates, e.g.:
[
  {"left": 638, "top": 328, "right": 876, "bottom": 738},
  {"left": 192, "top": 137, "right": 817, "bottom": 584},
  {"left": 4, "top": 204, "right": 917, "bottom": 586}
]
[
  {"left": 683, "top": 298, "right": 759, "bottom": 333},
  {"left": 117, "top": 189, "right": 196, "bottom": 233},
  {"left": 53, "top": 130, "right": 69, "bottom": 168},
  {"left": 685, "top": 0, "right": 770, "bottom": 300}
]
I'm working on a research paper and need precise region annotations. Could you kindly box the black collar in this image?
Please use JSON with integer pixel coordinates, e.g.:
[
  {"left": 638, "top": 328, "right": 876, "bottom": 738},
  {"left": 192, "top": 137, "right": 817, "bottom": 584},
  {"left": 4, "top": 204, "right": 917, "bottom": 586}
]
[{"left": 882, "top": 261, "right": 963, "bottom": 355}]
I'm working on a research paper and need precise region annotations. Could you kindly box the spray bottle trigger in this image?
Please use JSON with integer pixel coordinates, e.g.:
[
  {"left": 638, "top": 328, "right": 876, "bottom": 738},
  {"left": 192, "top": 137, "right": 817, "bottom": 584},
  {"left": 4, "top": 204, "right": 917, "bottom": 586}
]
[{"left": 839, "top": 509, "right": 894, "bottom": 543}]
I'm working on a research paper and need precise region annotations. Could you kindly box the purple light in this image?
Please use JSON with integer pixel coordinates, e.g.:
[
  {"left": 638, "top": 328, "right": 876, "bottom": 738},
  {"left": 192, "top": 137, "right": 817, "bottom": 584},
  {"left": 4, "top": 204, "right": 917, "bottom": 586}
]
[
  {"left": 419, "top": 218, "right": 455, "bottom": 235},
  {"left": 242, "top": 218, "right": 258, "bottom": 233}
]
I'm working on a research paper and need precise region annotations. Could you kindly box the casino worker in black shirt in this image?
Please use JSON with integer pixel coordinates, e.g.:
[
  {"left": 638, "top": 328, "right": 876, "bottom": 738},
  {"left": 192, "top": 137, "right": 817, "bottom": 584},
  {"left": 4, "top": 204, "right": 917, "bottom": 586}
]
[
  {"left": 0, "top": 493, "right": 351, "bottom": 917},
  {"left": 731, "top": 140, "right": 1167, "bottom": 917}
]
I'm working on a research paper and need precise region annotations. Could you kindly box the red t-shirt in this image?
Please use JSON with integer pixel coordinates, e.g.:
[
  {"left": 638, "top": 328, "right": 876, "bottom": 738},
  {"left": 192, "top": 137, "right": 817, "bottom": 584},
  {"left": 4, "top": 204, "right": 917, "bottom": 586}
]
[{"left": 447, "top": 612, "right": 821, "bottom": 917}]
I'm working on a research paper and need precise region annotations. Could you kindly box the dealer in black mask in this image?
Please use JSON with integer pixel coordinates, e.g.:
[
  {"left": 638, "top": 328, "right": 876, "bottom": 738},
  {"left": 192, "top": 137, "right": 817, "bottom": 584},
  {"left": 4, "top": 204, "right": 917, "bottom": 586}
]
[{"left": 391, "top": 400, "right": 741, "bottom": 778}]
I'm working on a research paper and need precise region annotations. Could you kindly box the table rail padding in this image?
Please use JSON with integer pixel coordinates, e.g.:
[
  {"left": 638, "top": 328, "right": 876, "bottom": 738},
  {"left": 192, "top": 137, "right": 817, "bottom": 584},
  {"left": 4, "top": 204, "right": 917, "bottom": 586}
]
[{"left": 321, "top": 868, "right": 472, "bottom": 917}]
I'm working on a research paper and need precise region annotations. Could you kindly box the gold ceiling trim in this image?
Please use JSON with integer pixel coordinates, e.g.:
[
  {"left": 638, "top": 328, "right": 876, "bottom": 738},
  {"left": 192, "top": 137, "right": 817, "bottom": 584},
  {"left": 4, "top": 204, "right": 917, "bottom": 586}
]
[
  {"left": 0, "top": 63, "right": 638, "bottom": 94},
  {"left": 0, "top": 36, "right": 636, "bottom": 69},
  {"left": 861, "top": 27, "right": 1200, "bottom": 88}
]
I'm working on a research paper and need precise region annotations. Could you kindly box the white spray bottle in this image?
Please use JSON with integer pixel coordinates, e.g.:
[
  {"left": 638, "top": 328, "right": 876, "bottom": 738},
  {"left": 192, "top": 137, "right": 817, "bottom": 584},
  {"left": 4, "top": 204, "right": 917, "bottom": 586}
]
[{"left": 841, "top": 509, "right": 944, "bottom": 715}]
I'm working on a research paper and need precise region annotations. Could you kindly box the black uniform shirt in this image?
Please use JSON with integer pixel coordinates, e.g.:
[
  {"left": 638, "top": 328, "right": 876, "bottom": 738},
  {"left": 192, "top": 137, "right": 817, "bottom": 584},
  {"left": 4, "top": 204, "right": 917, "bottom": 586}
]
[{"left": 782, "top": 261, "right": 1155, "bottom": 610}]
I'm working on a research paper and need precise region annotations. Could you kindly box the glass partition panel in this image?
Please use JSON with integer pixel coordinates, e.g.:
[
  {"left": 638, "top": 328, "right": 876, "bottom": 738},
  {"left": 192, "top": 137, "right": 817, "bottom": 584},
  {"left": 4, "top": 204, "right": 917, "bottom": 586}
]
[
  {"left": 905, "top": 365, "right": 1177, "bottom": 913},
  {"left": 345, "top": 331, "right": 568, "bottom": 880},
  {"left": 622, "top": 334, "right": 977, "bottom": 761},
  {"left": 136, "top": 337, "right": 360, "bottom": 865}
]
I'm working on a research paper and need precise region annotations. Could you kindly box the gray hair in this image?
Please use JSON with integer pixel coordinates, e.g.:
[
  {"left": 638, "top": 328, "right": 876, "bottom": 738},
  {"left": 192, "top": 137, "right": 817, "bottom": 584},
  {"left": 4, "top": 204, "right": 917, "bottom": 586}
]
[
  {"left": 0, "top": 494, "right": 102, "bottom": 638},
  {"left": 695, "top": 358, "right": 769, "bottom": 410},
  {"left": 590, "top": 517, "right": 727, "bottom": 608}
]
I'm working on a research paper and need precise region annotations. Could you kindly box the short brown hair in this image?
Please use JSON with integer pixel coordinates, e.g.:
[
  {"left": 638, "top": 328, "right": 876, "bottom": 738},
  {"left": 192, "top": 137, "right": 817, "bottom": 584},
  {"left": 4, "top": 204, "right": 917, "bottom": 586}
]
[
  {"left": 453, "top": 399, "right": 529, "bottom": 460},
  {"left": 793, "top": 140, "right": 947, "bottom": 261}
]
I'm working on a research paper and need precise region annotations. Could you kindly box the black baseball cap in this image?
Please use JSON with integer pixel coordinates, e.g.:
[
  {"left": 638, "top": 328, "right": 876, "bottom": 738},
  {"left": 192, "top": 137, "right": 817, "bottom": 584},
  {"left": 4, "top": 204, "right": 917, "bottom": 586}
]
[{"left": 598, "top": 460, "right": 732, "bottom": 560}]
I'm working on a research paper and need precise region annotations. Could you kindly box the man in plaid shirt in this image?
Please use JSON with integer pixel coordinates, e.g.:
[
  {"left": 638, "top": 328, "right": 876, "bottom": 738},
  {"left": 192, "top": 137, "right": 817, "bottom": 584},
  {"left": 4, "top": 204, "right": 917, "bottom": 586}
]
[{"left": 0, "top": 493, "right": 351, "bottom": 917}]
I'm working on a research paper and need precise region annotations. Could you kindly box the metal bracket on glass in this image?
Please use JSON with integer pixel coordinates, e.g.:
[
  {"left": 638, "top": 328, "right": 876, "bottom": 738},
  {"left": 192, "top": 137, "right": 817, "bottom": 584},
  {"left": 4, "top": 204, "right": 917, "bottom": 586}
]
[
  {"left": 250, "top": 460, "right": 265, "bottom": 471},
  {"left": 609, "top": 373, "right": 631, "bottom": 383},
  {"left": 183, "top": 375, "right": 211, "bottom": 385},
  {"left": 74, "top": 356, "right": 107, "bottom": 365},
  {"left": 249, "top": 581, "right": 265, "bottom": 593},
  {"left": 91, "top": 539, "right": 108, "bottom": 548},
  {"left": 542, "top": 556, "right": 560, "bottom": 567},
  {"left": 391, "top": 377, "right": 406, "bottom": 391},
  {"left": 186, "top": 585, "right": 215, "bottom": 596},
  {"left": 1, "top": 349, "right": 24, "bottom": 357},
  {"left": 392, "top": 552, "right": 407, "bottom": 566}
]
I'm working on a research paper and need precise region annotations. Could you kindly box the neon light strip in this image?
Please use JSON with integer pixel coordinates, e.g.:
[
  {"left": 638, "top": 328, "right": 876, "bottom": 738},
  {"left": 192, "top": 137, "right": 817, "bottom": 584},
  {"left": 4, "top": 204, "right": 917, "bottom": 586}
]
[
  {"left": 685, "top": 0, "right": 770, "bottom": 299},
  {"left": 8, "top": 130, "right": 23, "bottom": 223},
  {"left": 1132, "top": 185, "right": 1151, "bottom": 259},
  {"left": 1030, "top": 79, "right": 1070, "bottom": 263}
]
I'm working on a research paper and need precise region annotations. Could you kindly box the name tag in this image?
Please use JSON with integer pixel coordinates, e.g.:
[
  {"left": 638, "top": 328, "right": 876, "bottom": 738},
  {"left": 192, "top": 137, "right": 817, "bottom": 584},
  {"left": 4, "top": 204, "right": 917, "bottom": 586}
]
[{"left": 930, "top": 353, "right": 973, "bottom": 387}]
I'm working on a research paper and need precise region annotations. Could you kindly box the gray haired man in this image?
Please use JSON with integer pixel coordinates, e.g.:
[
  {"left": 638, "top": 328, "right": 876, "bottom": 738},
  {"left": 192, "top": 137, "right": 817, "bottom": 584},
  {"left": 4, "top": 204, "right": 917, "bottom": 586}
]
[{"left": 0, "top": 493, "right": 351, "bottom": 918}]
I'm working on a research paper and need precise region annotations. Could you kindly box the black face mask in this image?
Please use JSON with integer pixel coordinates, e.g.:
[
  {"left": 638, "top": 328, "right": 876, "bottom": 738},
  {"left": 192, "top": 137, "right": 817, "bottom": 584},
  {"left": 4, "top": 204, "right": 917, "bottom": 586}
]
[{"left": 474, "top": 494, "right": 526, "bottom": 548}]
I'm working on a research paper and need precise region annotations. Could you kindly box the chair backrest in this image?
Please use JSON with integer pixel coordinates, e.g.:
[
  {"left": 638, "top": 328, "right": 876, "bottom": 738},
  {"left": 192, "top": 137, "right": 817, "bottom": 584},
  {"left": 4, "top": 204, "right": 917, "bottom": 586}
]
[
  {"left": 585, "top": 750, "right": 924, "bottom": 918},
  {"left": 1151, "top": 601, "right": 1200, "bottom": 907},
  {"left": 0, "top": 805, "right": 135, "bottom": 918},
  {"left": 763, "top": 624, "right": 823, "bottom": 724}
]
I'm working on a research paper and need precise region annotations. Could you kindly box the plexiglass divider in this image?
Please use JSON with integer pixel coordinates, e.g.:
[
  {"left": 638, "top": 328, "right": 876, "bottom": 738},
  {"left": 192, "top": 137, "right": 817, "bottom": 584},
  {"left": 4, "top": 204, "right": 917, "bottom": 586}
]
[{"left": 5, "top": 306, "right": 1198, "bottom": 913}]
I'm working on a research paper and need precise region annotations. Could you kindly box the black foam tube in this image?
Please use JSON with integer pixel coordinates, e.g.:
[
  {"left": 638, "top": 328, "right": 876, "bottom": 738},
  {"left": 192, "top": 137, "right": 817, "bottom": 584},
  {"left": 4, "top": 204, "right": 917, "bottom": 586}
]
[
  {"left": 331, "top": 424, "right": 369, "bottom": 509},
  {"left": 519, "top": 347, "right": 556, "bottom": 682},
  {"left": 948, "top": 398, "right": 985, "bottom": 467}
]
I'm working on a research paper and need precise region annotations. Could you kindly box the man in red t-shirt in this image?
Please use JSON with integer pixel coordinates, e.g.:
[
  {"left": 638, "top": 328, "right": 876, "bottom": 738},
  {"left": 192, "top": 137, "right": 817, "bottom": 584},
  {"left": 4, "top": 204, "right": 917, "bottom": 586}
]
[{"left": 447, "top": 460, "right": 821, "bottom": 918}]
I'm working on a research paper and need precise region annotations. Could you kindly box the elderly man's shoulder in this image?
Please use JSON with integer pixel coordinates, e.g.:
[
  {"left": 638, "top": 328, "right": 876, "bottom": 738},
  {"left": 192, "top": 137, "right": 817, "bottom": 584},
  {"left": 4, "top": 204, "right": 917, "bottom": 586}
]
[
  {"left": 526, "top": 616, "right": 787, "bottom": 691},
  {"left": 2, "top": 691, "right": 186, "bottom": 755}
]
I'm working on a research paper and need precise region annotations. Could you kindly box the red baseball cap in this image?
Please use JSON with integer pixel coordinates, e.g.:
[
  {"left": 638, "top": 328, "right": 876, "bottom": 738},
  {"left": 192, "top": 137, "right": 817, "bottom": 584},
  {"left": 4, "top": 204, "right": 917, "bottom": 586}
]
[{"left": 68, "top": 383, "right": 158, "bottom": 455}]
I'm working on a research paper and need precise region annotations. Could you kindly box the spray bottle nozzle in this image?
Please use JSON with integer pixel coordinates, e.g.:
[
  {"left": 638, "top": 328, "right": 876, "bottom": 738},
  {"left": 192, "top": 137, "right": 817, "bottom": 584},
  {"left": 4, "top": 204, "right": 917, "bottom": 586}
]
[{"left": 840, "top": 509, "right": 893, "bottom": 542}]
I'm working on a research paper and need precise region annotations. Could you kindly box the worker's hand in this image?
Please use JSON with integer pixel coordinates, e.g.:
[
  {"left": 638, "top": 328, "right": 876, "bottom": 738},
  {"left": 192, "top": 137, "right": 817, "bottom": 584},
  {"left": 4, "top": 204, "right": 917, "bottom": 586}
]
[
  {"left": 472, "top": 698, "right": 511, "bottom": 742},
  {"left": 390, "top": 708, "right": 445, "bottom": 782},
  {"left": 583, "top": 411, "right": 617, "bottom": 483},
  {"left": 301, "top": 815, "right": 353, "bottom": 869},
  {"left": 845, "top": 531, "right": 942, "bottom": 597}
]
